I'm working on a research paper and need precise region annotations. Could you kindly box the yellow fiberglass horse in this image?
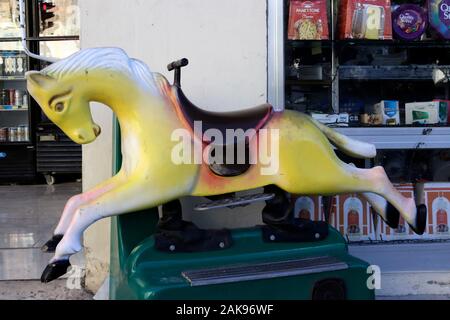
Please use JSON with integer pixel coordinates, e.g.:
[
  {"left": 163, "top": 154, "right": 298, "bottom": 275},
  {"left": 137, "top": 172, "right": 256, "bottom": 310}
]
[{"left": 26, "top": 48, "right": 426, "bottom": 282}]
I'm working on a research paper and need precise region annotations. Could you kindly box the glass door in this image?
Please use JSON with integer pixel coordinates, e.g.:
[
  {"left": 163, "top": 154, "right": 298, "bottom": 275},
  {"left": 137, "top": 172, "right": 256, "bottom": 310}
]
[{"left": 0, "top": 0, "right": 30, "bottom": 144}]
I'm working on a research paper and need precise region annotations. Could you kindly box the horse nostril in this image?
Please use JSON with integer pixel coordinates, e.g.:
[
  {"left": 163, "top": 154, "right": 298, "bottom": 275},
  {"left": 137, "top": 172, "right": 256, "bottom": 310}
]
[
  {"left": 78, "top": 133, "right": 85, "bottom": 141},
  {"left": 93, "top": 125, "right": 101, "bottom": 137}
]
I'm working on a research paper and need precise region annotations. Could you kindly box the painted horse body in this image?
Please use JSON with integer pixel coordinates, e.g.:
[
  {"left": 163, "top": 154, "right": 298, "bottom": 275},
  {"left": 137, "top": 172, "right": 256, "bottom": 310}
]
[{"left": 25, "top": 48, "right": 426, "bottom": 282}]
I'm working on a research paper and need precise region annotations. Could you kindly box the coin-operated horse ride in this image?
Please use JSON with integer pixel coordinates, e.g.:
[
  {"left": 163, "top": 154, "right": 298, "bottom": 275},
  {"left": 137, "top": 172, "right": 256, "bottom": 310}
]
[{"left": 26, "top": 48, "right": 426, "bottom": 299}]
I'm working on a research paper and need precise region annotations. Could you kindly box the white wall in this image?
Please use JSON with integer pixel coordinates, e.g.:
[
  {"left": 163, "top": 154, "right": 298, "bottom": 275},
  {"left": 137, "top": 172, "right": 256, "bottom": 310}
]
[{"left": 80, "top": 0, "right": 268, "bottom": 292}]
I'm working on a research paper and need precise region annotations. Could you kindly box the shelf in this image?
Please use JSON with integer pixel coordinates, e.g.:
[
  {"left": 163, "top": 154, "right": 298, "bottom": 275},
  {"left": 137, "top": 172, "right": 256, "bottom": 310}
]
[
  {"left": 339, "top": 65, "right": 450, "bottom": 80},
  {"left": 286, "top": 78, "right": 331, "bottom": 86},
  {"left": 0, "top": 141, "right": 31, "bottom": 146},
  {"left": 0, "top": 76, "right": 26, "bottom": 81},
  {"left": 335, "top": 126, "right": 450, "bottom": 149},
  {"left": 286, "top": 40, "right": 332, "bottom": 48},
  {"left": 0, "top": 108, "right": 28, "bottom": 111},
  {"left": 337, "top": 39, "right": 450, "bottom": 49}
]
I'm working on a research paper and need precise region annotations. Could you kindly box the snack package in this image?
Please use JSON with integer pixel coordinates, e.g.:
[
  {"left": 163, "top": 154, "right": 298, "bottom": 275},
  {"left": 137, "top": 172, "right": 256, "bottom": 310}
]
[
  {"left": 405, "top": 101, "right": 448, "bottom": 124},
  {"left": 373, "top": 100, "right": 400, "bottom": 125},
  {"left": 392, "top": 4, "right": 427, "bottom": 40},
  {"left": 428, "top": 0, "right": 450, "bottom": 39},
  {"left": 339, "top": 0, "right": 393, "bottom": 39},
  {"left": 433, "top": 99, "right": 450, "bottom": 124},
  {"left": 288, "top": 0, "right": 329, "bottom": 40}
]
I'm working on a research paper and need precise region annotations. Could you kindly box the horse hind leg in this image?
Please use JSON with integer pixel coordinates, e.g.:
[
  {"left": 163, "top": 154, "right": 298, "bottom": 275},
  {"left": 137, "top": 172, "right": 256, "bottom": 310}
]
[
  {"left": 362, "top": 192, "right": 400, "bottom": 229},
  {"left": 350, "top": 165, "right": 426, "bottom": 235}
]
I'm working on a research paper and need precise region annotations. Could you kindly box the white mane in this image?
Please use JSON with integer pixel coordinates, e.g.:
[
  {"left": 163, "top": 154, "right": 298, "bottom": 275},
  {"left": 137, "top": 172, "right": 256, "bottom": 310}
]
[{"left": 42, "top": 47, "right": 160, "bottom": 96}]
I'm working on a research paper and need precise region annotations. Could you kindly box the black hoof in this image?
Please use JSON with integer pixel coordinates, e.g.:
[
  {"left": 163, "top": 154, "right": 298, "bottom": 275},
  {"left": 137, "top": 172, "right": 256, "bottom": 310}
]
[
  {"left": 410, "top": 204, "right": 427, "bottom": 235},
  {"left": 384, "top": 203, "right": 400, "bottom": 229},
  {"left": 41, "top": 259, "right": 71, "bottom": 283},
  {"left": 41, "top": 234, "right": 64, "bottom": 253}
]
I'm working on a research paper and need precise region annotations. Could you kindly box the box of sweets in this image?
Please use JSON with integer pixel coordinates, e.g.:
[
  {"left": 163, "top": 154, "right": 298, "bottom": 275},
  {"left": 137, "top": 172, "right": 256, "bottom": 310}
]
[
  {"left": 405, "top": 101, "right": 448, "bottom": 125},
  {"left": 292, "top": 195, "right": 339, "bottom": 229},
  {"left": 338, "top": 0, "right": 393, "bottom": 40},
  {"left": 288, "top": 0, "right": 329, "bottom": 40},
  {"left": 428, "top": 0, "right": 450, "bottom": 39},
  {"left": 337, "top": 194, "right": 375, "bottom": 241},
  {"left": 433, "top": 99, "right": 450, "bottom": 124},
  {"left": 424, "top": 183, "right": 450, "bottom": 238}
]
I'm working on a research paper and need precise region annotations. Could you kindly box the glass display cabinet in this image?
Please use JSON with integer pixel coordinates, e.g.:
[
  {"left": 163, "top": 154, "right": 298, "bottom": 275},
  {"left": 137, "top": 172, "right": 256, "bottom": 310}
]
[
  {"left": 0, "top": 1, "right": 33, "bottom": 181},
  {"left": 268, "top": 0, "right": 450, "bottom": 241},
  {"left": 0, "top": 0, "right": 80, "bottom": 184},
  {"left": 269, "top": 0, "right": 450, "bottom": 173}
]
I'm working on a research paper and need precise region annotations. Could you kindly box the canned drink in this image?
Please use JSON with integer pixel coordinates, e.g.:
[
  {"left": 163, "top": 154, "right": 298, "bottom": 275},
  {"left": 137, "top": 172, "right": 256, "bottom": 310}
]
[
  {"left": 8, "top": 127, "right": 18, "bottom": 142},
  {"left": 8, "top": 89, "right": 15, "bottom": 105},
  {"left": 17, "top": 126, "right": 25, "bottom": 142},
  {"left": 23, "top": 126, "right": 29, "bottom": 141},
  {"left": 15, "top": 90, "right": 22, "bottom": 107},
  {"left": 0, "top": 127, "right": 7, "bottom": 142},
  {"left": 0, "top": 89, "right": 8, "bottom": 105},
  {"left": 22, "top": 94, "right": 28, "bottom": 108}
]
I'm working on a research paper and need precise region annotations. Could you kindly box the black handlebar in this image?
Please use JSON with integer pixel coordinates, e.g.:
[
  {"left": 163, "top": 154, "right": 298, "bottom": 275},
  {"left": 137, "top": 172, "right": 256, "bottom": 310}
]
[{"left": 167, "top": 58, "right": 189, "bottom": 71}]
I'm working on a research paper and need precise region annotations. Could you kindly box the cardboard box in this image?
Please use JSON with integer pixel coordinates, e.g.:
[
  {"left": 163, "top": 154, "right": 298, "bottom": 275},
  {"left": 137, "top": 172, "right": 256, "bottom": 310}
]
[
  {"left": 338, "top": 0, "right": 393, "bottom": 40},
  {"left": 373, "top": 100, "right": 400, "bottom": 125},
  {"left": 428, "top": 0, "right": 450, "bottom": 39},
  {"left": 338, "top": 194, "right": 375, "bottom": 241},
  {"left": 288, "top": 0, "right": 329, "bottom": 40},
  {"left": 433, "top": 99, "right": 450, "bottom": 124},
  {"left": 292, "top": 195, "right": 339, "bottom": 229},
  {"left": 293, "top": 195, "right": 320, "bottom": 221},
  {"left": 405, "top": 101, "right": 448, "bottom": 125},
  {"left": 425, "top": 183, "right": 450, "bottom": 238}
]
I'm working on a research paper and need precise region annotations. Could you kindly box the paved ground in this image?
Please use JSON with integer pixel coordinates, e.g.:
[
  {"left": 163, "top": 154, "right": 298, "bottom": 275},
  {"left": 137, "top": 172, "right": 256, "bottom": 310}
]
[
  {"left": 1, "top": 183, "right": 449, "bottom": 299},
  {"left": 0, "top": 280, "right": 93, "bottom": 300},
  {"left": 349, "top": 242, "right": 450, "bottom": 296}
]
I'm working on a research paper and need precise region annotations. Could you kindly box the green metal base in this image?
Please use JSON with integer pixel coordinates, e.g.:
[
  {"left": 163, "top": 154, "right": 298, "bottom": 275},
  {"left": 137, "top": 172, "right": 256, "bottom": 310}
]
[{"left": 109, "top": 210, "right": 374, "bottom": 300}]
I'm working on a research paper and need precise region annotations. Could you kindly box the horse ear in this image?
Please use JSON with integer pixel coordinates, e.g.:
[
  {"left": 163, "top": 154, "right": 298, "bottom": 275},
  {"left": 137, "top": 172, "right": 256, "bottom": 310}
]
[{"left": 26, "top": 71, "right": 57, "bottom": 89}]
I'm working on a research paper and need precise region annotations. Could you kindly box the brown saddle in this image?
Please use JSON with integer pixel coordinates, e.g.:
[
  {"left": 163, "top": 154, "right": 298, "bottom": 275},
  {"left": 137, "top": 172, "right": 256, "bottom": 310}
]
[
  {"left": 168, "top": 58, "right": 274, "bottom": 177},
  {"left": 174, "top": 87, "right": 273, "bottom": 139},
  {"left": 173, "top": 86, "right": 273, "bottom": 177}
]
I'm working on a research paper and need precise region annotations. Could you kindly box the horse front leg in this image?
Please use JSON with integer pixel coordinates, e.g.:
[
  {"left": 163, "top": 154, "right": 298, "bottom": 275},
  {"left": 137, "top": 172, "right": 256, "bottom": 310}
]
[
  {"left": 41, "top": 171, "right": 125, "bottom": 252},
  {"left": 40, "top": 176, "right": 180, "bottom": 283}
]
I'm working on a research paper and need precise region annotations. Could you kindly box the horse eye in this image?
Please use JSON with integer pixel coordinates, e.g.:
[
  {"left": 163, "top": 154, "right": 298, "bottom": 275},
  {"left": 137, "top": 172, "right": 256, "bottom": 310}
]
[{"left": 55, "top": 102, "right": 65, "bottom": 112}]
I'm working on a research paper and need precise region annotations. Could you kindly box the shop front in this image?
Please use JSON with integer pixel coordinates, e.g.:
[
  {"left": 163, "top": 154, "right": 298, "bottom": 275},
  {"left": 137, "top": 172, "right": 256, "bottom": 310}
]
[{"left": 1, "top": 0, "right": 450, "bottom": 299}]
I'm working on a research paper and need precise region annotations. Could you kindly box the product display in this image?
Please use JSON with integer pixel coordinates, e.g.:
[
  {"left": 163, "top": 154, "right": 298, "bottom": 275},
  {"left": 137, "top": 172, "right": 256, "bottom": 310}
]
[
  {"left": 310, "top": 112, "right": 349, "bottom": 125},
  {"left": 0, "top": 125, "right": 29, "bottom": 142},
  {"left": 433, "top": 100, "right": 450, "bottom": 123},
  {"left": 425, "top": 183, "right": 450, "bottom": 237},
  {"left": 405, "top": 101, "right": 448, "bottom": 125},
  {"left": 0, "top": 89, "right": 27, "bottom": 108},
  {"left": 428, "top": 0, "right": 450, "bottom": 39},
  {"left": 339, "top": 0, "right": 393, "bottom": 40},
  {"left": 288, "top": 0, "right": 329, "bottom": 40},
  {"left": 373, "top": 100, "right": 400, "bottom": 125},
  {"left": 0, "top": 51, "right": 27, "bottom": 77},
  {"left": 392, "top": 4, "right": 427, "bottom": 40},
  {"left": 360, "top": 113, "right": 383, "bottom": 125}
]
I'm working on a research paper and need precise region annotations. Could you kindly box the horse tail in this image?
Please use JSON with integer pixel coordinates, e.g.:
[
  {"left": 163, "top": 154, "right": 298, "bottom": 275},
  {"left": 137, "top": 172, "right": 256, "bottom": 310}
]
[{"left": 308, "top": 116, "right": 376, "bottom": 159}]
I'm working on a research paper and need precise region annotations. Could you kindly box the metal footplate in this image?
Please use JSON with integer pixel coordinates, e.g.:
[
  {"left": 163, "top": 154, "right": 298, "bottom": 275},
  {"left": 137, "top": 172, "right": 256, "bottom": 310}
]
[
  {"left": 194, "top": 193, "right": 275, "bottom": 211},
  {"left": 182, "top": 256, "right": 348, "bottom": 287}
]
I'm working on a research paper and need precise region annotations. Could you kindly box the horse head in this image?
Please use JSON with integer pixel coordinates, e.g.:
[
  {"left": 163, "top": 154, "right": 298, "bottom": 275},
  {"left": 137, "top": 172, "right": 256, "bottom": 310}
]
[
  {"left": 25, "top": 47, "right": 154, "bottom": 144},
  {"left": 26, "top": 70, "right": 100, "bottom": 144}
]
